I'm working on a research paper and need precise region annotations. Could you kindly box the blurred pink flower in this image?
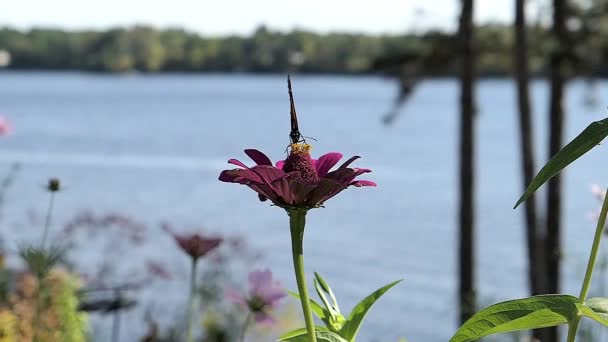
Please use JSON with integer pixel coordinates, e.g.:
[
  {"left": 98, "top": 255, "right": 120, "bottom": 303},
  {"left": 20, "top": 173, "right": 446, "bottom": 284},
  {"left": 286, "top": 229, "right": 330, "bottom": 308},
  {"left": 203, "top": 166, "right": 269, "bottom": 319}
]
[
  {"left": 0, "top": 117, "right": 12, "bottom": 136},
  {"left": 589, "top": 184, "right": 608, "bottom": 224},
  {"left": 226, "top": 269, "right": 286, "bottom": 324},
  {"left": 164, "top": 225, "right": 222, "bottom": 261},
  {"left": 591, "top": 184, "right": 606, "bottom": 201}
]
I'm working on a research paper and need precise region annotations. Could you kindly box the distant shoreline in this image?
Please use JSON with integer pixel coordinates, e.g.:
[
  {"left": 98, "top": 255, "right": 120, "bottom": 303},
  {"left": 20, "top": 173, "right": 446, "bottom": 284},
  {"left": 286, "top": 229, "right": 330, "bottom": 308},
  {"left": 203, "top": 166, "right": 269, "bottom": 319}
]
[
  {"left": 3, "top": 24, "right": 607, "bottom": 78},
  {"left": 2, "top": 69, "right": 607, "bottom": 80}
]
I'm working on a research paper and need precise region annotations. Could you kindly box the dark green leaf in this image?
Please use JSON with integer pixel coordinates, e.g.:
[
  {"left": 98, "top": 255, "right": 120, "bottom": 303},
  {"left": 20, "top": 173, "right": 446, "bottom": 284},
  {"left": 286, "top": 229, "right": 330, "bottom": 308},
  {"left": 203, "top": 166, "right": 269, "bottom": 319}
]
[
  {"left": 450, "top": 295, "right": 579, "bottom": 342},
  {"left": 339, "top": 279, "right": 403, "bottom": 341},
  {"left": 514, "top": 117, "right": 608, "bottom": 208}
]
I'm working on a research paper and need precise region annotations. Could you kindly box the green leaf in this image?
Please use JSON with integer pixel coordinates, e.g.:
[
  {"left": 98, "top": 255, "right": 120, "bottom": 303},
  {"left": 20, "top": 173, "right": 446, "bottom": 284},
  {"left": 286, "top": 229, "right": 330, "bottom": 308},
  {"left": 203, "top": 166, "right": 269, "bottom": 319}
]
[
  {"left": 315, "top": 278, "right": 334, "bottom": 314},
  {"left": 514, "top": 117, "right": 608, "bottom": 209},
  {"left": 277, "top": 328, "right": 346, "bottom": 342},
  {"left": 315, "top": 272, "right": 340, "bottom": 312},
  {"left": 315, "top": 331, "right": 349, "bottom": 342},
  {"left": 288, "top": 290, "right": 328, "bottom": 320},
  {"left": 579, "top": 302, "right": 608, "bottom": 326},
  {"left": 339, "top": 279, "right": 403, "bottom": 341},
  {"left": 585, "top": 297, "right": 608, "bottom": 314},
  {"left": 450, "top": 294, "right": 579, "bottom": 342},
  {"left": 278, "top": 326, "right": 329, "bottom": 341}
]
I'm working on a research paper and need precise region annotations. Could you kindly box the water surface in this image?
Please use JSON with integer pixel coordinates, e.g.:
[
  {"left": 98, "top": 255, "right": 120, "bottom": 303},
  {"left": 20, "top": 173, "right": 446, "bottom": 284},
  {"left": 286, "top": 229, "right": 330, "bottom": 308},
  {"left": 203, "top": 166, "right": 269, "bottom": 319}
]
[{"left": 1, "top": 72, "right": 608, "bottom": 341}]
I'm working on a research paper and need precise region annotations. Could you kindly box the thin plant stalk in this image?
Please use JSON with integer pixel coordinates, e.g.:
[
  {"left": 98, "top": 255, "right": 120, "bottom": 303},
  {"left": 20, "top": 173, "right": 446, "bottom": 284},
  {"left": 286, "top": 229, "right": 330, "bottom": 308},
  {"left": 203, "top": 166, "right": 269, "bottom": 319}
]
[
  {"left": 34, "top": 189, "right": 57, "bottom": 341},
  {"left": 41, "top": 191, "right": 55, "bottom": 249},
  {"left": 567, "top": 186, "right": 608, "bottom": 342},
  {"left": 186, "top": 258, "right": 198, "bottom": 342},
  {"left": 289, "top": 210, "right": 317, "bottom": 342},
  {"left": 239, "top": 313, "right": 251, "bottom": 342},
  {"left": 598, "top": 253, "right": 608, "bottom": 341}
]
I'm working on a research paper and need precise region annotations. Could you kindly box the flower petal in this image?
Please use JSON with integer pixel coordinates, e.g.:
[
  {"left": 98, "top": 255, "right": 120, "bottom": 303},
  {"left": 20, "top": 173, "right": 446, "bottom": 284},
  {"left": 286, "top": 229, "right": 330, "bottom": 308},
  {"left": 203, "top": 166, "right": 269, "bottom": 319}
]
[
  {"left": 306, "top": 179, "right": 346, "bottom": 206},
  {"left": 350, "top": 180, "right": 377, "bottom": 187},
  {"left": 249, "top": 269, "right": 273, "bottom": 295},
  {"left": 315, "top": 152, "right": 343, "bottom": 177},
  {"left": 248, "top": 183, "right": 280, "bottom": 203},
  {"left": 276, "top": 160, "right": 285, "bottom": 170},
  {"left": 245, "top": 149, "right": 273, "bottom": 166},
  {"left": 249, "top": 166, "right": 286, "bottom": 184},
  {"left": 338, "top": 155, "right": 361, "bottom": 169},
  {"left": 219, "top": 169, "right": 262, "bottom": 184},
  {"left": 228, "top": 158, "right": 249, "bottom": 169},
  {"left": 258, "top": 282, "right": 286, "bottom": 306},
  {"left": 323, "top": 168, "right": 357, "bottom": 183},
  {"left": 270, "top": 177, "right": 295, "bottom": 205},
  {"left": 253, "top": 312, "right": 275, "bottom": 325},
  {"left": 225, "top": 286, "right": 247, "bottom": 308},
  {"left": 325, "top": 168, "right": 372, "bottom": 185},
  {"left": 288, "top": 180, "right": 317, "bottom": 205}
]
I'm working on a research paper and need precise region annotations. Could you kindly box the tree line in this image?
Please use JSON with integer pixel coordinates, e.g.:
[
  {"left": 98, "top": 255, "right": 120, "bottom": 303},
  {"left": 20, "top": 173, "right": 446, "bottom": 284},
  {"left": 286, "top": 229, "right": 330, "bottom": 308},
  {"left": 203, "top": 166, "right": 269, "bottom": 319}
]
[{"left": 0, "top": 22, "right": 606, "bottom": 76}]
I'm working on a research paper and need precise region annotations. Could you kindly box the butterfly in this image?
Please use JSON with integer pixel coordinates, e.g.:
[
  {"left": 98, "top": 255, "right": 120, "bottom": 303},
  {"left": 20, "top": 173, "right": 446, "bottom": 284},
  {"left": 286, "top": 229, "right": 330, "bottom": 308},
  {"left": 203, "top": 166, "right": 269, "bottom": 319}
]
[
  {"left": 287, "top": 75, "right": 315, "bottom": 148},
  {"left": 287, "top": 74, "right": 303, "bottom": 145}
]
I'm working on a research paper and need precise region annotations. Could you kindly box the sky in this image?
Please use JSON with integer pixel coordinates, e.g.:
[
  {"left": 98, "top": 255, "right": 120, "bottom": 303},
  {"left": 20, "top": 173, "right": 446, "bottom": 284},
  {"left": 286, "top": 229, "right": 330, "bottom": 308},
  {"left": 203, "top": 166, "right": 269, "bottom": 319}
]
[{"left": 0, "top": 0, "right": 530, "bottom": 35}]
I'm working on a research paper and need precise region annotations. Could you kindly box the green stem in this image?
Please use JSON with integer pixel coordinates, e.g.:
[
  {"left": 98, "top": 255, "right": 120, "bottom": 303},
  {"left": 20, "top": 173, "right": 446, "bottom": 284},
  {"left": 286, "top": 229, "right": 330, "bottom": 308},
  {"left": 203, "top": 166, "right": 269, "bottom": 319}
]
[
  {"left": 239, "top": 313, "right": 251, "bottom": 342},
  {"left": 568, "top": 186, "right": 608, "bottom": 342},
  {"left": 34, "top": 190, "right": 56, "bottom": 341},
  {"left": 186, "top": 257, "right": 198, "bottom": 342},
  {"left": 289, "top": 210, "right": 317, "bottom": 342},
  {"left": 579, "top": 186, "right": 608, "bottom": 302},
  {"left": 567, "top": 317, "right": 581, "bottom": 342},
  {"left": 41, "top": 192, "right": 55, "bottom": 249}
]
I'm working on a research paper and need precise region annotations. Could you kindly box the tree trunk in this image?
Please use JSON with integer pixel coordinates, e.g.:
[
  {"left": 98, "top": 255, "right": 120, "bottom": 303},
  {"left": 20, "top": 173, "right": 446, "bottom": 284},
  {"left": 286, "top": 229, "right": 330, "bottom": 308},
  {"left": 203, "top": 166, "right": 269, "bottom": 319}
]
[
  {"left": 545, "top": 0, "right": 567, "bottom": 340},
  {"left": 458, "top": 0, "right": 477, "bottom": 324},
  {"left": 514, "top": 1, "right": 548, "bottom": 340},
  {"left": 515, "top": 0, "right": 544, "bottom": 298}
]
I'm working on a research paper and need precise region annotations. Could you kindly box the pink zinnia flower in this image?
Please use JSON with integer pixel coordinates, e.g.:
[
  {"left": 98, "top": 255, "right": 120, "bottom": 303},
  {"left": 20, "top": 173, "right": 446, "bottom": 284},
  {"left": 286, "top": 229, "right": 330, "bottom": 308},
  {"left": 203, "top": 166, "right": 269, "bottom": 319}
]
[
  {"left": 226, "top": 269, "right": 286, "bottom": 324},
  {"left": 219, "top": 145, "right": 376, "bottom": 209},
  {"left": 0, "top": 117, "right": 12, "bottom": 136},
  {"left": 166, "top": 228, "right": 222, "bottom": 260}
]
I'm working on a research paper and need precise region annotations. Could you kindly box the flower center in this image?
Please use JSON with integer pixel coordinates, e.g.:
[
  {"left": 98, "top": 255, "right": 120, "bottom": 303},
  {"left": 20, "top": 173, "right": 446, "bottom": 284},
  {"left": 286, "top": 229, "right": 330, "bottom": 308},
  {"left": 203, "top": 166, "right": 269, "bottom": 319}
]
[
  {"left": 247, "top": 296, "right": 267, "bottom": 312},
  {"left": 282, "top": 143, "right": 319, "bottom": 183}
]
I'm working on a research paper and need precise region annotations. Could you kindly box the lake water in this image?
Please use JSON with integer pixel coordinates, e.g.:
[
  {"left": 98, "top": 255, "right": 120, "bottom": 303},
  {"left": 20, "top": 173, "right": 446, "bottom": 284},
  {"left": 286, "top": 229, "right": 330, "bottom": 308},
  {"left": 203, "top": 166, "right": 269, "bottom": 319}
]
[{"left": 1, "top": 72, "right": 608, "bottom": 341}]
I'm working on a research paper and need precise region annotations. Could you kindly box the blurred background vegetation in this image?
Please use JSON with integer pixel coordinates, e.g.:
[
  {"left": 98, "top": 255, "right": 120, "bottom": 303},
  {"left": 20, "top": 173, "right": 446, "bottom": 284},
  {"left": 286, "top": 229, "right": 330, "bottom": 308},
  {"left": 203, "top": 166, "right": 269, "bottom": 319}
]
[{"left": 0, "top": 21, "right": 604, "bottom": 76}]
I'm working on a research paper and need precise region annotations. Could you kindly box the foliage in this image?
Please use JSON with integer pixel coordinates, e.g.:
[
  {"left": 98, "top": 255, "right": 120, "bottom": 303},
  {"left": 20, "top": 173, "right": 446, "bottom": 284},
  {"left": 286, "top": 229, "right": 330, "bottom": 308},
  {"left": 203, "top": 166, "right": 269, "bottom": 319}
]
[
  {"left": 0, "top": 309, "right": 17, "bottom": 341},
  {"left": 1, "top": 21, "right": 606, "bottom": 76},
  {"left": 6, "top": 268, "right": 88, "bottom": 341},
  {"left": 283, "top": 273, "right": 401, "bottom": 342},
  {"left": 453, "top": 115, "right": 608, "bottom": 341}
]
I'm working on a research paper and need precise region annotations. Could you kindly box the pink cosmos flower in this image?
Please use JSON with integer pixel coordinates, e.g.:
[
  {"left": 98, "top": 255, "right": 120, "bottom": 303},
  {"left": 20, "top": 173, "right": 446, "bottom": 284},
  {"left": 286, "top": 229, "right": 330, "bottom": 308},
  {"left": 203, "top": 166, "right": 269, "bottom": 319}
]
[
  {"left": 0, "top": 117, "right": 12, "bottom": 136},
  {"left": 226, "top": 269, "right": 286, "bottom": 324},
  {"left": 165, "top": 226, "right": 222, "bottom": 261},
  {"left": 219, "top": 145, "right": 376, "bottom": 209}
]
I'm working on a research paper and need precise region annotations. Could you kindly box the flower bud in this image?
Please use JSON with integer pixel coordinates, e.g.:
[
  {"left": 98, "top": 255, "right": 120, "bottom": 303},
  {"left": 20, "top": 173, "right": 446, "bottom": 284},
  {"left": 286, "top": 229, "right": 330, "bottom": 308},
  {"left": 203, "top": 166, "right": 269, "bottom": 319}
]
[{"left": 47, "top": 178, "right": 61, "bottom": 192}]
